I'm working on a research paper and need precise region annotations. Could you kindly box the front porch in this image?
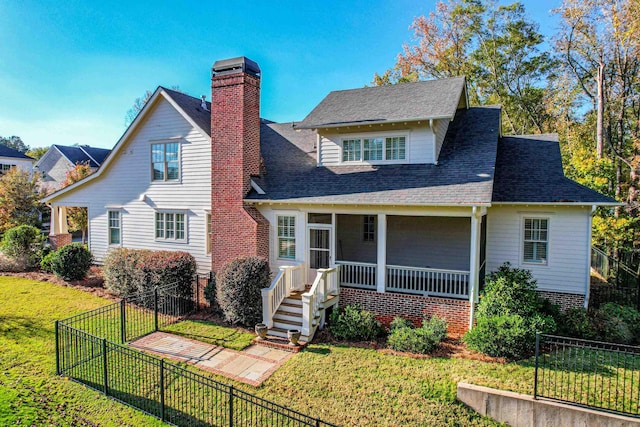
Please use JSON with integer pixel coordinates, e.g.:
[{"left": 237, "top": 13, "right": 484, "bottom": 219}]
[{"left": 263, "top": 209, "right": 487, "bottom": 340}]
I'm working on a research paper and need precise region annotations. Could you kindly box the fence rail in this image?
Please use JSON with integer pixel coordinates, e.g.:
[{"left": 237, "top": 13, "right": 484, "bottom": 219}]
[
  {"left": 534, "top": 333, "right": 640, "bottom": 417},
  {"left": 590, "top": 246, "right": 640, "bottom": 310},
  {"left": 56, "top": 283, "right": 338, "bottom": 427},
  {"left": 336, "top": 261, "right": 376, "bottom": 290},
  {"left": 386, "top": 265, "right": 470, "bottom": 299}
]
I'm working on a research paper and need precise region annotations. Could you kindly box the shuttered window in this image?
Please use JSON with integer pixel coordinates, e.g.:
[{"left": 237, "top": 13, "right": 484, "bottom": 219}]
[
  {"left": 277, "top": 216, "right": 296, "bottom": 259},
  {"left": 523, "top": 218, "right": 548, "bottom": 264}
]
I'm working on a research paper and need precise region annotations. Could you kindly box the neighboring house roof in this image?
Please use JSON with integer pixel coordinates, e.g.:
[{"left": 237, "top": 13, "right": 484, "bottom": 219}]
[
  {"left": 51, "top": 144, "right": 111, "bottom": 168},
  {"left": 249, "top": 106, "right": 500, "bottom": 206},
  {"left": 162, "top": 87, "right": 211, "bottom": 135},
  {"left": 492, "top": 135, "right": 618, "bottom": 204},
  {"left": 296, "top": 77, "right": 467, "bottom": 129},
  {"left": 0, "top": 144, "right": 33, "bottom": 160}
]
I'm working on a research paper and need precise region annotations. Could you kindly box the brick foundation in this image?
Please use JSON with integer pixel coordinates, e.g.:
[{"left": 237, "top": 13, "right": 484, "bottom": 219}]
[
  {"left": 537, "top": 290, "right": 585, "bottom": 311},
  {"left": 340, "top": 288, "right": 471, "bottom": 335},
  {"left": 49, "top": 233, "right": 72, "bottom": 250}
]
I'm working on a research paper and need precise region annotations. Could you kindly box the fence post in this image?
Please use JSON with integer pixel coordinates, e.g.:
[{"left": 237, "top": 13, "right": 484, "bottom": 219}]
[
  {"left": 159, "top": 359, "right": 165, "bottom": 422},
  {"left": 120, "top": 298, "right": 126, "bottom": 344},
  {"left": 196, "top": 276, "right": 200, "bottom": 309},
  {"left": 533, "top": 332, "right": 540, "bottom": 399},
  {"left": 102, "top": 338, "right": 109, "bottom": 396},
  {"left": 55, "top": 320, "right": 60, "bottom": 375},
  {"left": 154, "top": 287, "right": 159, "bottom": 332},
  {"left": 228, "top": 385, "right": 234, "bottom": 427}
]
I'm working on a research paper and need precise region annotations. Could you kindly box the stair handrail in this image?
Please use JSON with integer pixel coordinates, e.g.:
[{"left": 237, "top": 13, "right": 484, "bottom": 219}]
[
  {"left": 301, "top": 266, "right": 338, "bottom": 337},
  {"left": 261, "top": 263, "right": 304, "bottom": 328}
]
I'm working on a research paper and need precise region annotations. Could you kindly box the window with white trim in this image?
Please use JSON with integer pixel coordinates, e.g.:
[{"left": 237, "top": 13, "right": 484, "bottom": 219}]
[
  {"left": 0, "top": 164, "right": 15, "bottom": 176},
  {"left": 108, "top": 211, "right": 121, "bottom": 245},
  {"left": 385, "top": 136, "right": 406, "bottom": 160},
  {"left": 363, "top": 215, "right": 375, "bottom": 242},
  {"left": 341, "top": 135, "right": 407, "bottom": 163},
  {"left": 277, "top": 215, "right": 296, "bottom": 259},
  {"left": 155, "top": 211, "right": 186, "bottom": 241},
  {"left": 523, "top": 218, "right": 548, "bottom": 264},
  {"left": 342, "top": 139, "right": 361, "bottom": 162},
  {"left": 151, "top": 142, "right": 180, "bottom": 181}
]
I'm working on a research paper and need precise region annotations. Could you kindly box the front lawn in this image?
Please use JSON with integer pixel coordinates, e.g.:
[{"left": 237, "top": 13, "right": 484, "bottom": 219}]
[
  {"left": 1, "top": 275, "right": 531, "bottom": 426},
  {"left": 163, "top": 319, "right": 255, "bottom": 351}
]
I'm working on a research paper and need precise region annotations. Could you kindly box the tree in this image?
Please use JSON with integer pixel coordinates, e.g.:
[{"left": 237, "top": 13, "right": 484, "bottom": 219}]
[
  {"left": 25, "top": 147, "right": 49, "bottom": 161},
  {"left": 61, "top": 163, "right": 93, "bottom": 243},
  {"left": 377, "top": 0, "right": 553, "bottom": 135},
  {"left": 124, "top": 86, "right": 182, "bottom": 127},
  {"left": 0, "top": 136, "right": 29, "bottom": 153},
  {"left": 0, "top": 168, "right": 43, "bottom": 235}
]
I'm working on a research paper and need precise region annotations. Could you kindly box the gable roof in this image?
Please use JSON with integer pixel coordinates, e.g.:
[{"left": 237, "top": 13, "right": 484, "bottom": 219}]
[
  {"left": 249, "top": 106, "right": 500, "bottom": 206},
  {"left": 296, "top": 77, "right": 467, "bottom": 129},
  {"left": 492, "top": 135, "right": 618, "bottom": 204},
  {"left": 0, "top": 144, "right": 33, "bottom": 160},
  {"left": 162, "top": 87, "right": 211, "bottom": 135},
  {"left": 52, "top": 145, "right": 111, "bottom": 168}
]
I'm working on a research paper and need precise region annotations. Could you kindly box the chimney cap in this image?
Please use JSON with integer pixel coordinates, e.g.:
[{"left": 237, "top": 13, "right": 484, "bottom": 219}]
[{"left": 212, "top": 56, "right": 260, "bottom": 78}]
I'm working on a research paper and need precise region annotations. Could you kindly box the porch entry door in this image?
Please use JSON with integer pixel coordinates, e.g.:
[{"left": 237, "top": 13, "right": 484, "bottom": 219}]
[{"left": 308, "top": 226, "right": 332, "bottom": 281}]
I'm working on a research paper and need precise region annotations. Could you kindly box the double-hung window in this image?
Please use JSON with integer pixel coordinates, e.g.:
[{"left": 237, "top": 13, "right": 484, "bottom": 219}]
[
  {"left": 363, "top": 215, "right": 375, "bottom": 242},
  {"left": 342, "top": 139, "right": 361, "bottom": 162},
  {"left": 151, "top": 142, "right": 180, "bottom": 181},
  {"left": 108, "top": 210, "right": 121, "bottom": 245},
  {"left": 523, "top": 218, "right": 548, "bottom": 264},
  {"left": 277, "top": 215, "right": 296, "bottom": 259},
  {"left": 155, "top": 211, "right": 186, "bottom": 241},
  {"left": 363, "top": 138, "right": 383, "bottom": 161},
  {"left": 385, "top": 136, "right": 406, "bottom": 160},
  {"left": 342, "top": 135, "right": 406, "bottom": 163}
]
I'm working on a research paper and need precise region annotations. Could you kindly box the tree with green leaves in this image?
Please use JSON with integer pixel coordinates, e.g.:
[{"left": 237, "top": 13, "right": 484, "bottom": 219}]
[
  {"left": 25, "top": 146, "right": 49, "bottom": 161},
  {"left": 0, "top": 168, "right": 43, "bottom": 235},
  {"left": 61, "top": 163, "right": 93, "bottom": 243},
  {"left": 0, "top": 136, "right": 29, "bottom": 153}
]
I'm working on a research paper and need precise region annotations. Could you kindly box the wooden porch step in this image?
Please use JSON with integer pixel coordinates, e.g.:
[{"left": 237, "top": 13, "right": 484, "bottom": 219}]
[{"left": 273, "top": 317, "right": 302, "bottom": 328}]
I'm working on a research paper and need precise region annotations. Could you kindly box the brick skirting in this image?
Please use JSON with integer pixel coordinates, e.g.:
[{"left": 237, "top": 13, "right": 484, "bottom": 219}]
[
  {"left": 49, "top": 233, "right": 72, "bottom": 250},
  {"left": 537, "top": 290, "right": 585, "bottom": 311},
  {"left": 339, "top": 288, "right": 471, "bottom": 335}
]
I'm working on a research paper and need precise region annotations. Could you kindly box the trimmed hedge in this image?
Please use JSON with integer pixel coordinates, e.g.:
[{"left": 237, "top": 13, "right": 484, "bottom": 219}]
[
  {"left": 328, "top": 304, "right": 384, "bottom": 341},
  {"left": 103, "top": 248, "right": 196, "bottom": 298},
  {"left": 50, "top": 243, "right": 93, "bottom": 281},
  {"left": 216, "top": 256, "right": 270, "bottom": 327}
]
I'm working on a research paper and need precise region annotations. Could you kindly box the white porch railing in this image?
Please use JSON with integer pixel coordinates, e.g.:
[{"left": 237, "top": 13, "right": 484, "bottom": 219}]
[
  {"left": 301, "top": 266, "right": 340, "bottom": 337},
  {"left": 261, "top": 263, "right": 305, "bottom": 328},
  {"left": 386, "top": 265, "right": 470, "bottom": 299},
  {"left": 336, "top": 261, "right": 377, "bottom": 290}
]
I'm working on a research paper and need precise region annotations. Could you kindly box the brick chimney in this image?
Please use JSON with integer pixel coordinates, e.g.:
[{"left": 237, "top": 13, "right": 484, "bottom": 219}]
[{"left": 210, "top": 57, "right": 269, "bottom": 271}]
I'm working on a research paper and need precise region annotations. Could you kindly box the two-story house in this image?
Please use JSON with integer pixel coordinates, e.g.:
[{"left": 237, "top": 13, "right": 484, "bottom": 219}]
[
  {"left": 43, "top": 57, "right": 617, "bottom": 339},
  {"left": 34, "top": 144, "right": 111, "bottom": 190}
]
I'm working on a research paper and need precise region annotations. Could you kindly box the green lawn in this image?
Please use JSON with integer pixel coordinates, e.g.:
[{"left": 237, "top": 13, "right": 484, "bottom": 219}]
[
  {"left": 163, "top": 319, "right": 255, "bottom": 351},
  {"left": 0, "top": 276, "right": 543, "bottom": 426}
]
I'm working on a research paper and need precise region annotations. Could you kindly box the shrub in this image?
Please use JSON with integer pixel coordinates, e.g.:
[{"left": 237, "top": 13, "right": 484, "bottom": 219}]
[
  {"left": 103, "top": 248, "right": 196, "bottom": 298},
  {"left": 557, "top": 307, "right": 598, "bottom": 340},
  {"left": 389, "top": 316, "right": 414, "bottom": 332},
  {"left": 0, "top": 224, "right": 46, "bottom": 270},
  {"left": 328, "top": 304, "right": 384, "bottom": 341},
  {"left": 387, "top": 316, "right": 448, "bottom": 354},
  {"left": 216, "top": 256, "right": 270, "bottom": 326},
  {"left": 50, "top": 243, "right": 93, "bottom": 281},
  {"left": 463, "top": 263, "right": 556, "bottom": 359},
  {"left": 40, "top": 250, "right": 57, "bottom": 273},
  {"left": 203, "top": 274, "right": 223, "bottom": 314},
  {"left": 593, "top": 303, "right": 640, "bottom": 345}
]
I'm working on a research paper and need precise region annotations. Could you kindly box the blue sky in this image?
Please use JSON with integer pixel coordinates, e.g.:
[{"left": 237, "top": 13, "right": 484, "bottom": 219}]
[{"left": 0, "top": 1, "right": 559, "bottom": 149}]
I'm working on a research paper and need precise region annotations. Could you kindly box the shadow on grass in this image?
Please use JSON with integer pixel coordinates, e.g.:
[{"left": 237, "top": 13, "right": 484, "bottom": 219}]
[
  {"left": 0, "top": 315, "right": 51, "bottom": 340},
  {"left": 302, "top": 347, "right": 331, "bottom": 355},
  {"left": 161, "top": 320, "right": 253, "bottom": 350}
]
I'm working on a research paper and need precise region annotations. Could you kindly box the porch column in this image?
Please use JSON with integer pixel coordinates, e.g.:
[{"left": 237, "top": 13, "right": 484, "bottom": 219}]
[
  {"left": 468, "top": 208, "right": 483, "bottom": 329},
  {"left": 51, "top": 205, "right": 69, "bottom": 235},
  {"left": 376, "top": 213, "right": 386, "bottom": 293}
]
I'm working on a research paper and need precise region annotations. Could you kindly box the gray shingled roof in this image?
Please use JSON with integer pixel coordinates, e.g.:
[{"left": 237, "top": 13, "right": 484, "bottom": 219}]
[
  {"left": 54, "top": 145, "right": 110, "bottom": 168},
  {"left": 492, "top": 135, "right": 617, "bottom": 204},
  {"left": 296, "top": 77, "right": 466, "bottom": 129},
  {"left": 0, "top": 144, "right": 33, "bottom": 160},
  {"left": 162, "top": 87, "right": 211, "bottom": 135},
  {"left": 249, "top": 106, "right": 500, "bottom": 205}
]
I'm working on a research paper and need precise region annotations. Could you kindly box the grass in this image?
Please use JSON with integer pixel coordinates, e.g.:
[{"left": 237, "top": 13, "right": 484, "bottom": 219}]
[
  {"left": 0, "top": 275, "right": 164, "bottom": 426},
  {"left": 162, "top": 319, "right": 255, "bottom": 351}
]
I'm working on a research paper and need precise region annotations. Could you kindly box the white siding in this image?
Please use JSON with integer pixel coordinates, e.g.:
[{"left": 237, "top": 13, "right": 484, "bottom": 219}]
[
  {"left": 51, "top": 97, "right": 212, "bottom": 273},
  {"left": 434, "top": 118, "right": 450, "bottom": 161},
  {"left": 0, "top": 156, "right": 33, "bottom": 174},
  {"left": 318, "top": 125, "right": 435, "bottom": 166},
  {"left": 485, "top": 206, "right": 591, "bottom": 295}
]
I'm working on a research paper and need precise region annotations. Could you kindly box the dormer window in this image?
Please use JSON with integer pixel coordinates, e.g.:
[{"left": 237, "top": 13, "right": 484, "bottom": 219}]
[{"left": 341, "top": 135, "right": 407, "bottom": 164}]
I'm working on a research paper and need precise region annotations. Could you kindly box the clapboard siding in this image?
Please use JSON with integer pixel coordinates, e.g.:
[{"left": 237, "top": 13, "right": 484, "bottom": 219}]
[
  {"left": 52, "top": 96, "right": 212, "bottom": 273},
  {"left": 485, "top": 206, "right": 591, "bottom": 295},
  {"left": 318, "top": 124, "right": 435, "bottom": 166},
  {"left": 434, "top": 118, "right": 449, "bottom": 161}
]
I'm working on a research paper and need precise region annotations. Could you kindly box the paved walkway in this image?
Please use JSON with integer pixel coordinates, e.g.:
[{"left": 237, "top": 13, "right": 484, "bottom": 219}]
[{"left": 130, "top": 332, "right": 293, "bottom": 386}]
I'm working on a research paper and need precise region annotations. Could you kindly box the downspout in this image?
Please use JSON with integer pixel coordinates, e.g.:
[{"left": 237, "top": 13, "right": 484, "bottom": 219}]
[{"left": 585, "top": 205, "right": 597, "bottom": 308}]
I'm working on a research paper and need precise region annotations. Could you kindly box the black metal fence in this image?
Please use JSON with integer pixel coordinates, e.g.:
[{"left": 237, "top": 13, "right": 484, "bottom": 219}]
[
  {"left": 56, "top": 284, "right": 338, "bottom": 427},
  {"left": 534, "top": 333, "right": 640, "bottom": 417},
  {"left": 590, "top": 246, "right": 640, "bottom": 310}
]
